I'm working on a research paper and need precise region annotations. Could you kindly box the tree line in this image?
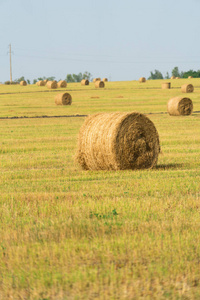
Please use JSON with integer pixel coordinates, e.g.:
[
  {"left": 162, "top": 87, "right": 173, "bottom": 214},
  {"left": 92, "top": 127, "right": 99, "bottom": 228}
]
[{"left": 148, "top": 67, "right": 200, "bottom": 80}]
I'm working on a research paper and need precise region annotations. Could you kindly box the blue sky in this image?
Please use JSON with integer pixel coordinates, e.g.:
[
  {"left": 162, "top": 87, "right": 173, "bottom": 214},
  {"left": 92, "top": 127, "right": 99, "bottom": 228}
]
[{"left": 1, "top": 0, "right": 200, "bottom": 82}]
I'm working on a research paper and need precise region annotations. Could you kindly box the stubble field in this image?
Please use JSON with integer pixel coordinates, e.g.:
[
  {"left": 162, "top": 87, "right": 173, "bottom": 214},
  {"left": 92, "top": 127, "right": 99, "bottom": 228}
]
[{"left": 0, "top": 79, "right": 200, "bottom": 299}]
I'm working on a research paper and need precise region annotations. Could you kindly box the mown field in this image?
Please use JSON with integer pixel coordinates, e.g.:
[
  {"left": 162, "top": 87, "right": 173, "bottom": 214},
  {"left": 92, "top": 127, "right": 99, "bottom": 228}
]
[{"left": 0, "top": 79, "right": 200, "bottom": 299}]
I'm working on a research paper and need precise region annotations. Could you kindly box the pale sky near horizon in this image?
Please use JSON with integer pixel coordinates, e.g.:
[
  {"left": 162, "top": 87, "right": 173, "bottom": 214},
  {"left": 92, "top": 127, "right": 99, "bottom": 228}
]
[{"left": 0, "top": 0, "right": 200, "bottom": 83}]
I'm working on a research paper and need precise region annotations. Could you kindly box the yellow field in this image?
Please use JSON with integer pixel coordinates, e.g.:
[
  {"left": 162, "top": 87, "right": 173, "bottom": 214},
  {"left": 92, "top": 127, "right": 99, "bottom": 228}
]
[{"left": 0, "top": 79, "right": 200, "bottom": 299}]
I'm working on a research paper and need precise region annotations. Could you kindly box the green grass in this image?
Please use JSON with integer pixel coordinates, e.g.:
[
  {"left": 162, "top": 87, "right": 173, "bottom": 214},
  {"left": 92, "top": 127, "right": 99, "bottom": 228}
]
[{"left": 0, "top": 79, "right": 200, "bottom": 299}]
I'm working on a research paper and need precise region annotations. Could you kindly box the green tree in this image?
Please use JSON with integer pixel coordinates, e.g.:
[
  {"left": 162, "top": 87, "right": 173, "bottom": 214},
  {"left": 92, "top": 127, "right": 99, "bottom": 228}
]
[
  {"left": 171, "top": 66, "right": 181, "bottom": 78},
  {"left": 65, "top": 71, "right": 92, "bottom": 83},
  {"left": 182, "top": 69, "right": 200, "bottom": 78},
  {"left": 15, "top": 76, "right": 25, "bottom": 83},
  {"left": 165, "top": 72, "right": 170, "bottom": 79},
  {"left": 148, "top": 70, "right": 163, "bottom": 80}
]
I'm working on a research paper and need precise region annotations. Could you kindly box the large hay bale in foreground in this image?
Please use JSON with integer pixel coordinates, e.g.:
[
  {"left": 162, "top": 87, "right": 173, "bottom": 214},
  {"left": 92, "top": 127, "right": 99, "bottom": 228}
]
[
  {"left": 181, "top": 84, "right": 194, "bottom": 93},
  {"left": 20, "top": 81, "right": 27, "bottom": 86},
  {"left": 162, "top": 82, "right": 171, "bottom": 89},
  {"left": 46, "top": 81, "right": 57, "bottom": 89},
  {"left": 57, "top": 80, "right": 67, "bottom": 88},
  {"left": 102, "top": 78, "right": 108, "bottom": 82},
  {"left": 81, "top": 79, "right": 89, "bottom": 86},
  {"left": 37, "top": 80, "right": 45, "bottom": 86},
  {"left": 167, "top": 96, "right": 193, "bottom": 116},
  {"left": 139, "top": 77, "right": 146, "bottom": 83},
  {"left": 55, "top": 92, "right": 72, "bottom": 105},
  {"left": 95, "top": 81, "right": 105, "bottom": 88},
  {"left": 76, "top": 112, "right": 160, "bottom": 170}
]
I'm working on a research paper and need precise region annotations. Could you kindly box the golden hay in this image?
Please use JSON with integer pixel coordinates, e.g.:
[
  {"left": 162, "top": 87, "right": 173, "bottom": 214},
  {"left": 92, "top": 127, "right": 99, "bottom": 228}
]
[
  {"left": 162, "top": 82, "right": 171, "bottom": 89},
  {"left": 46, "top": 81, "right": 58, "bottom": 89},
  {"left": 76, "top": 112, "right": 160, "bottom": 170},
  {"left": 102, "top": 78, "right": 108, "bottom": 82},
  {"left": 93, "top": 78, "right": 101, "bottom": 83},
  {"left": 181, "top": 84, "right": 194, "bottom": 93},
  {"left": 167, "top": 96, "right": 193, "bottom": 116},
  {"left": 57, "top": 80, "right": 67, "bottom": 88},
  {"left": 95, "top": 81, "right": 105, "bottom": 88},
  {"left": 20, "top": 81, "right": 27, "bottom": 86},
  {"left": 176, "top": 77, "right": 180, "bottom": 79},
  {"left": 37, "top": 80, "right": 45, "bottom": 86},
  {"left": 139, "top": 77, "right": 146, "bottom": 83},
  {"left": 171, "top": 76, "right": 175, "bottom": 79},
  {"left": 55, "top": 92, "right": 72, "bottom": 105},
  {"left": 81, "top": 79, "right": 89, "bottom": 86}
]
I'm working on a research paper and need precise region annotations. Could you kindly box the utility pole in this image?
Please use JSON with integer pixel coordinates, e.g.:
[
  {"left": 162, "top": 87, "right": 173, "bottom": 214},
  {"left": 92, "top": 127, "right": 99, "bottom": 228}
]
[{"left": 9, "top": 44, "right": 12, "bottom": 83}]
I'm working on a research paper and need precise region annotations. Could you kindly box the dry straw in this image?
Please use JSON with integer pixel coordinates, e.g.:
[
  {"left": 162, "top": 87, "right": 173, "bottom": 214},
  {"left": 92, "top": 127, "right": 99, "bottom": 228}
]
[
  {"left": 43, "top": 79, "right": 48, "bottom": 84},
  {"left": 139, "top": 77, "right": 146, "bottom": 83},
  {"left": 76, "top": 112, "right": 160, "bottom": 170},
  {"left": 162, "top": 82, "right": 171, "bottom": 89},
  {"left": 102, "top": 78, "right": 108, "bottom": 82},
  {"left": 95, "top": 81, "right": 105, "bottom": 88},
  {"left": 57, "top": 80, "right": 67, "bottom": 88},
  {"left": 81, "top": 79, "right": 89, "bottom": 86},
  {"left": 55, "top": 92, "right": 72, "bottom": 105},
  {"left": 167, "top": 96, "right": 193, "bottom": 116},
  {"left": 36, "top": 80, "right": 45, "bottom": 86},
  {"left": 93, "top": 78, "right": 101, "bottom": 83},
  {"left": 171, "top": 76, "right": 175, "bottom": 79},
  {"left": 46, "top": 81, "right": 58, "bottom": 89},
  {"left": 181, "top": 84, "right": 194, "bottom": 93},
  {"left": 20, "top": 81, "right": 27, "bottom": 86}
]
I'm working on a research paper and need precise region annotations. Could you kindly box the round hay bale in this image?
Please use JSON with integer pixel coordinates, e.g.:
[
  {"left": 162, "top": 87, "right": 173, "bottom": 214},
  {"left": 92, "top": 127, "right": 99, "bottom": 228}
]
[
  {"left": 57, "top": 80, "right": 67, "bottom": 88},
  {"left": 139, "top": 77, "right": 146, "bottom": 83},
  {"left": 46, "top": 81, "right": 57, "bottom": 89},
  {"left": 102, "top": 78, "right": 108, "bottom": 82},
  {"left": 188, "top": 76, "right": 193, "bottom": 79},
  {"left": 181, "top": 84, "right": 194, "bottom": 93},
  {"left": 76, "top": 112, "right": 160, "bottom": 170},
  {"left": 171, "top": 76, "right": 175, "bottom": 79},
  {"left": 95, "top": 81, "right": 105, "bottom": 88},
  {"left": 93, "top": 78, "right": 101, "bottom": 83},
  {"left": 55, "top": 92, "right": 72, "bottom": 105},
  {"left": 176, "top": 77, "right": 180, "bottom": 79},
  {"left": 162, "top": 82, "right": 171, "bottom": 89},
  {"left": 81, "top": 79, "right": 89, "bottom": 86},
  {"left": 37, "top": 80, "right": 45, "bottom": 86},
  {"left": 20, "top": 81, "right": 27, "bottom": 86},
  {"left": 43, "top": 79, "right": 48, "bottom": 84},
  {"left": 167, "top": 96, "right": 193, "bottom": 116}
]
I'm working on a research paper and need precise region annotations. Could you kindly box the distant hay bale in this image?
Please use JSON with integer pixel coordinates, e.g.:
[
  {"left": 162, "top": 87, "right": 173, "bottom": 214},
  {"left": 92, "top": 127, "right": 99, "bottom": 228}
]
[
  {"left": 81, "top": 79, "right": 89, "bottom": 86},
  {"left": 162, "top": 82, "right": 171, "bottom": 89},
  {"left": 102, "top": 78, "right": 108, "bottom": 82},
  {"left": 93, "top": 78, "right": 101, "bottom": 83},
  {"left": 167, "top": 96, "right": 193, "bottom": 116},
  {"left": 37, "top": 80, "right": 45, "bottom": 86},
  {"left": 57, "top": 80, "right": 67, "bottom": 88},
  {"left": 76, "top": 112, "right": 160, "bottom": 170},
  {"left": 181, "top": 84, "right": 194, "bottom": 93},
  {"left": 139, "top": 77, "right": 146, "bottom": 83},
  {"left": 20, "top": 81, "right": 27, "bottom": 86},
  {"left": 188, "top": 76, "right": 193, "bottom": 79},
  {"left": 95, "top": 81, "right": 105, "bottom": 88},
  {"left": 55, "top": 92, "right": 72, "bottom": 105},
  {"left": 171, "top": 76, "right": 175, "bottom": 79},
  {"left": 43, "top": 79, "right": 48, "bottom": 84},
  {"left": 176, "top": 77, "right": 180, "bottom": 79},
  {"left": 46, "top": 81, "right": 57, "bottom": 89}
]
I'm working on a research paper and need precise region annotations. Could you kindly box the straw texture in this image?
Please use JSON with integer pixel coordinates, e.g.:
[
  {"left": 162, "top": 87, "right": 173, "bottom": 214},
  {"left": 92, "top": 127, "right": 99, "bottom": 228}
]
[
  {"left": 81, "top": 79, "right": 89, "bottom": 85},
  {"left": 162, "top": 82, "right": 171, "bottom": 89},
  {"left": 46, "top": 81, "right": 58, "bottom": 89},
  {"left": 55, "top": 93, "right": 72, "bottom": 105},
  {"left": 95, "top": 81, "right": 105, "bottom": 88},
  {"left": 57, "top": 80, "right": 67, "bottom": 88},
  {"left": 167, "top": 97, "right": 193, "bottom": 116},
  {"left": 139, "top": 77, "right": 146, "bottom": 83},
  {"left": 76, "top": 112, "right": 160, "bottom": 170},
  {"left": 181, "top": 84, "right": 194, "bottom": 93},
  {"left": 36, "top": 80, "right": 45, "bottom": 86},
  {"left": 20, "top": 81, "right": 27, "bottom": 86}
]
